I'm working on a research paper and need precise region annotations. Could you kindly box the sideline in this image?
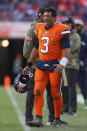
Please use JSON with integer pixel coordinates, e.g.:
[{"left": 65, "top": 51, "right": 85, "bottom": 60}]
[
  {"left": 6, "top": 88, "right": 30, "bottom": 131},
  {"left": 6, "top": 87, "right": 84, "bottom": 131}
]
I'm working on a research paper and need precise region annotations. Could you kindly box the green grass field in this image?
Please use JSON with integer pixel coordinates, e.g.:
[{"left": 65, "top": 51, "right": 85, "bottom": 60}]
[{"left": 0, "top": 86, "right": 87, "bottom": 131}]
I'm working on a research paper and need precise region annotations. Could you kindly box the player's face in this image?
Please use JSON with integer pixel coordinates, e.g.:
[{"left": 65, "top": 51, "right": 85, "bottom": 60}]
[
  {"left": 65, "top": 23, "right": 72, "bottom": 30},
  {"left": 75, "top": 24, "right": 82, "bottom": 33},
  {"left": 39, "top": 15, "right": 44, "bottom": 23},
  {"left": 44, "top": 12, "right": 56, "bottom": 28}
]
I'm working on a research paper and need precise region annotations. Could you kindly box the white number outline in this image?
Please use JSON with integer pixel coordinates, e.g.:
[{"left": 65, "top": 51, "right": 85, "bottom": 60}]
[{"left": 41, "top": 36, "right": 49, "bottom": 53}]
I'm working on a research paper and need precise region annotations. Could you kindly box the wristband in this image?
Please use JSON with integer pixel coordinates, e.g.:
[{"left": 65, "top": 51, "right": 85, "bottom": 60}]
[
  {"left": 59, "top": 57, "right": 68, "bottom": 67},
  {"left": 26, "top": 62, "right": 32, "bottom": 68}
]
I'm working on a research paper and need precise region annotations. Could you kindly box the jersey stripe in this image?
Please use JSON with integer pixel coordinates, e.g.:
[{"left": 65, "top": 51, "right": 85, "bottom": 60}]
[{"left": 61, "top": 30, "right": 70, "bottom": 35}]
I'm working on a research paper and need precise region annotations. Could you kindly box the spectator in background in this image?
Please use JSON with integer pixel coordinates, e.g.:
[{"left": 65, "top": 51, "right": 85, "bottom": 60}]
[
  {"left": 35, "top": 0, "right": 47, "bottom": 6},
  {"left": 0, "top": 0, "right": 12, "bottom": 21},
  {"left": 0, "top": 0, "right": 87, "bottom": 23},
  {"left": 12, "top": 1, "right": 26, "bottom": 21},
  {"left": 75, "top": 19, "right": 87, "bottom": 109},
  {"left": 10, "top": 0, "right": 20, "bottom": 11},
  {"left": 62, "top": 18, "right": 81, "bottom": 116}
]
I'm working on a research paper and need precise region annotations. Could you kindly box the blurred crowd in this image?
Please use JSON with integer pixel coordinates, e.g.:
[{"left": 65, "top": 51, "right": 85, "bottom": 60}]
[{"left": 0, "top": 0, "right": 87, "bottom": 25}]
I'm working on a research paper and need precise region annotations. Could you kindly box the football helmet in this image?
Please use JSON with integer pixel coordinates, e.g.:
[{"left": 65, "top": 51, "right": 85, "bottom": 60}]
[{"left": 14, "top": 69, "right": 35, "bottom": 93}]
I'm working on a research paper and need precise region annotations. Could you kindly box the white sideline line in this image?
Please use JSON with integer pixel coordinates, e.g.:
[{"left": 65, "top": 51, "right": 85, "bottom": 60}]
[
  {"left": 6, "top": 87, "right": 84, "bottom": 131},
  {"left": 6, "top": 88, "right": 30, "bottom": 131}
]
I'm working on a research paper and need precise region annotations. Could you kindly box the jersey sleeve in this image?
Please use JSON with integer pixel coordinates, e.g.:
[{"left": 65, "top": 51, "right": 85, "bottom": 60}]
[
  {"left": 61, "top": 35, "right": 70, "bottom": 49},
  {"left": 34, "top": 36, "right": 39, "bottom": 49},
  {"left": 60, "top": 25, "right": 70, "bottom": 38},
  {"left": 60, "top": 25, "right": 71, "bottom": 49}
]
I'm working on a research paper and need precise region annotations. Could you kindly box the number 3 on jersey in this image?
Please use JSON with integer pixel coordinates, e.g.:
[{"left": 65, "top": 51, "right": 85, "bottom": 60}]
[{"left": 41, "top": 36, "right": 49, "bottom": 53}]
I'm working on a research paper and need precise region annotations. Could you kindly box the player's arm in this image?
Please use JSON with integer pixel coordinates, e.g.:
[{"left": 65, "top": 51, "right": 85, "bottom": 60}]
[
  {"left": 70, "top": 34, "right": 81, "bottom": 53},
  {"left": 23, "top": 21, "right": 37, "bottom": 60},
  {"left": 23, "top": 37, "right": 39, "bottom": 74},
  {"left": 23, "top": 28, "right": 33, "bottom": 60},
  {"left": 54, "top": 35, "right": 70, "bottom": 73}
]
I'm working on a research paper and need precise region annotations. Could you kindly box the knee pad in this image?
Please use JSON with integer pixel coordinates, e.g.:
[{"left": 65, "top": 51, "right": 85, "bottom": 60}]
[{"left": 51, "top": 88, "right": 61, "bottom": 99}]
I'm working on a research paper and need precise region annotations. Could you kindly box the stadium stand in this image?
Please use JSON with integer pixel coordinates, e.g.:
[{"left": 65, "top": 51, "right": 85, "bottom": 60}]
[{"left": 0, "top": 0, "right": 87, "bottom": 26}]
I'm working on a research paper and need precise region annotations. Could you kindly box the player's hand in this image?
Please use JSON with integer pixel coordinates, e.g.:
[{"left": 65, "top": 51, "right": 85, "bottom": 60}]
[
  {"left": 22, "top": 66, "right": 30, "bottom": 75},
  {"left": 53, "top": 64, "right": 64, "bottom": 74}
]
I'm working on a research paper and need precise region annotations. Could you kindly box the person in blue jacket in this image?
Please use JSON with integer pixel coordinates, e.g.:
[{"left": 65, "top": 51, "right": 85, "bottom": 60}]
[{"left": 75, "top": 19, "right": 87, "bottom": 109}]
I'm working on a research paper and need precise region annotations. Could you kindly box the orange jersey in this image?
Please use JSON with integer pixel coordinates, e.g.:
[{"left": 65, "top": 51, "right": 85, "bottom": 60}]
[{"left": 35, "top": 23, "right": 70, "bottom": 61}]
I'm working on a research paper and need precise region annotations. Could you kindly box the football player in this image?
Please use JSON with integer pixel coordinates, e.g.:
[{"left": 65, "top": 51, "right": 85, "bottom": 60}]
[{"left": 23, "top": 7, "right": 70, "bottom": 127}]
